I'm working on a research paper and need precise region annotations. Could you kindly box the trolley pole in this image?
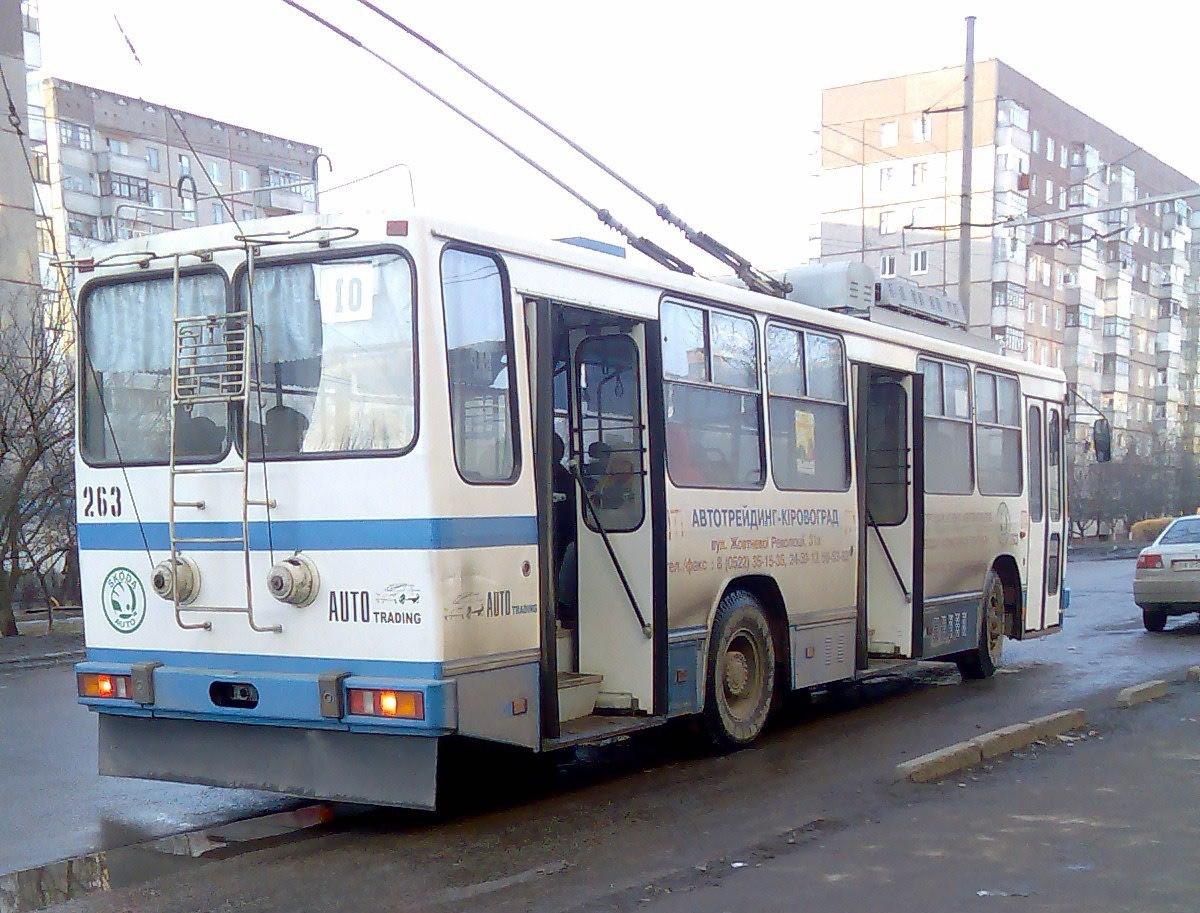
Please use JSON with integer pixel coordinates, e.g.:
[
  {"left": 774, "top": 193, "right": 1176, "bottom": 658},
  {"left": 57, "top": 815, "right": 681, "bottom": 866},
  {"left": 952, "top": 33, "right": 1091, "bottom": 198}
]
[{"left": 957, "top": 15, "right": 976, "bottom": 315}]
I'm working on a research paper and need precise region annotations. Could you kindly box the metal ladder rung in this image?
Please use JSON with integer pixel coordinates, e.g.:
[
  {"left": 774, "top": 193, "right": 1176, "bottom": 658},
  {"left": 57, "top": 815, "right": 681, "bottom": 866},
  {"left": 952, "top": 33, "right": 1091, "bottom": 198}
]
[
  {"left": 179, "top": 605, "right": 254, "bottom": 614},
  {"left": 173, "top": 466, "right": 246, "bottom": 475},
  {"left": 172, "top": 535, "right": 245, "bottom": 544}
]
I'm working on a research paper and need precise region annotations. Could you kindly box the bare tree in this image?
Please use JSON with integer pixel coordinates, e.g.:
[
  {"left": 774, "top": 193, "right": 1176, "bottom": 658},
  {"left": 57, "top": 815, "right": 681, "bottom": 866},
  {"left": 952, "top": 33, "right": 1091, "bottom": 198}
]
[{"left": 0, "top": 297, "right": 74, "bottom": 637}]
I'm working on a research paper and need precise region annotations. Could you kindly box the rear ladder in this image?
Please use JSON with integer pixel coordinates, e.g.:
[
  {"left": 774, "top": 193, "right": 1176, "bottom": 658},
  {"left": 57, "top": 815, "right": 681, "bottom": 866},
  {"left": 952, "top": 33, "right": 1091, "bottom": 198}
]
[{"left": 167, "top": 254, "right": 280, "bottom": 633}]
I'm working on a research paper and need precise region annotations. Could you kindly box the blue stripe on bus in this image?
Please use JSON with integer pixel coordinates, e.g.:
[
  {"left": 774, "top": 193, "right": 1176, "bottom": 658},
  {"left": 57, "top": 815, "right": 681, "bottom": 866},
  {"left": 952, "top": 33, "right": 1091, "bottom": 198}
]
[
  {"left": 77, "top": 516, "right": 539, "bottom": 552},
  {"left": 86, "top": 646, "right": 444, "bottom": 679}
]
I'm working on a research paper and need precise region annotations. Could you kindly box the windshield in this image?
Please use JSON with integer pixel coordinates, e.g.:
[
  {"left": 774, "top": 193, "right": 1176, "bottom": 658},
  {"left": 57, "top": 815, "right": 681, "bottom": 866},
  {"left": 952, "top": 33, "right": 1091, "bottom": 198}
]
[
  {"left": 1159, "top": 518, "right": 1200, "bottom": 546},
  {"left": 238, "top": 251, "right": 416, "bottom": 458},
  {"left": 81, "top": 272, "right": 228, "bottom": 465}
]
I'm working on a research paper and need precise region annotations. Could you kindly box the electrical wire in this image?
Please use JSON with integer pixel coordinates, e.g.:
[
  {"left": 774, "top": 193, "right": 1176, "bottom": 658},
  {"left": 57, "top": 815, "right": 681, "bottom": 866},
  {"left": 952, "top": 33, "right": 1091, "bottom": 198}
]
[
  {"left": 278, "top": 0, "right": 697, "bottom": 277},
  {"left": 352, "top": 0, "right": 787, "bottom": 297},
  {"left": 0, "top": 61, "right": 156, "bottom": 574}
]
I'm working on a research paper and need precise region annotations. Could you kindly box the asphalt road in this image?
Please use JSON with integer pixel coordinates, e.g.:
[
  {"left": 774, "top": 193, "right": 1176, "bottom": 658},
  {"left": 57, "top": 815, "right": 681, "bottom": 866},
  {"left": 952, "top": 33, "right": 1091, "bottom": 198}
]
[{"left": 4, "top": 557, "right": 1198, "bottom": 912}]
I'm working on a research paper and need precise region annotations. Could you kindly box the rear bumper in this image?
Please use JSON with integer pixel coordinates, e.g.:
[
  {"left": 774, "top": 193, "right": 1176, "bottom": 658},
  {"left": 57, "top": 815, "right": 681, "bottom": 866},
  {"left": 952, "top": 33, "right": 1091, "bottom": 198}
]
[
  {"left": 76, "top": 649, "right": 455, "bottom": 735},
  {"left": 1133, "top": 578, "right": 1200, "bottom": 608},
  {"left": 99, "top": 713, "right": 439, "bottom": 808}
]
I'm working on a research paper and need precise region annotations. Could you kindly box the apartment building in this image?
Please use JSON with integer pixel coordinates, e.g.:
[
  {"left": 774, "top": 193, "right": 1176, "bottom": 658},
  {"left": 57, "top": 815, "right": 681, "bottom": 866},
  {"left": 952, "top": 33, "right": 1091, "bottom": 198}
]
[
  {"left": 816, "top": 60, "right": 1200, "bottom": 458},
  {"left": 25, "top": 75, "right": 320, "bottom": 324},
  {"left": 0, "top": 0, "right": 38, "bottom": 315}
]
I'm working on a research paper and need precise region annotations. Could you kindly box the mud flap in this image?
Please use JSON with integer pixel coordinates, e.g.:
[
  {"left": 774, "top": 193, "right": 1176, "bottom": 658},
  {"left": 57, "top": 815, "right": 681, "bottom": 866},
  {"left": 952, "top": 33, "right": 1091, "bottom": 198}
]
[{"left": 99, "top": 714, "right": 439, "bottom": 809}]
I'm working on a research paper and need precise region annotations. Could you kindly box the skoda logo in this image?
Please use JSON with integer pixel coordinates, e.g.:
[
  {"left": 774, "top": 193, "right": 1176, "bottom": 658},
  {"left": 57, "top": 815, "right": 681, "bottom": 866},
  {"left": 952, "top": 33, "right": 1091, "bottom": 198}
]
[{"left": 102, "top": 567, "right": 147, "bottom": 634}]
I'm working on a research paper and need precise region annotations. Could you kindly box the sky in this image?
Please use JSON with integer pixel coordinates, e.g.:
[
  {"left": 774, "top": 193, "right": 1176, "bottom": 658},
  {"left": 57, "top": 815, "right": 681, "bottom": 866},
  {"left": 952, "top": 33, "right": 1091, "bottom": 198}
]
[{"left": 34, "top": 0, "right": 1200, "bottom": 275}]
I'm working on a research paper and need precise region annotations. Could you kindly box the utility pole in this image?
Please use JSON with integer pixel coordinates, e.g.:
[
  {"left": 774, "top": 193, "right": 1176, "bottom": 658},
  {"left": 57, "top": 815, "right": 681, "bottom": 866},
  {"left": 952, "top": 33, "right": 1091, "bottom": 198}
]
[{"left": 957, "top": 15, "right": 976, "bottom": 313}]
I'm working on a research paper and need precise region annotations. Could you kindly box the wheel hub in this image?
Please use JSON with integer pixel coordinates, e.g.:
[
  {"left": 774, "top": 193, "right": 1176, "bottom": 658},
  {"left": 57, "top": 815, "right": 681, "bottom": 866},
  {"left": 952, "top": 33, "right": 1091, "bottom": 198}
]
[{"left": 724, "top": 651, "right": 752, "bottom": 698}]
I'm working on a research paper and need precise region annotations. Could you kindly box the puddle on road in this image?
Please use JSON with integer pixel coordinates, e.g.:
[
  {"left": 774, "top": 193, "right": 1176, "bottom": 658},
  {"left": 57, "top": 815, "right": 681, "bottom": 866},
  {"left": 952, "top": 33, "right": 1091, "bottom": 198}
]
[{"left": 0, "top": 805, "right": 335, "bottom": 913}]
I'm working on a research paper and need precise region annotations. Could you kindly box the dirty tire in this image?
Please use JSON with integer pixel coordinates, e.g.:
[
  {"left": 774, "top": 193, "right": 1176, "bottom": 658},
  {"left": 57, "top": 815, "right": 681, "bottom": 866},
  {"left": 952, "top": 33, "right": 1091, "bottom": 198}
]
[
  {"left": 1142, "top": 608, "right": 1168, "bottom": 633},
  {"left": 956, "top": 569, "right": 1005, "bottom": 680},
  {"left": 704, "top": 589, "right": 776, "bottom": 749}
]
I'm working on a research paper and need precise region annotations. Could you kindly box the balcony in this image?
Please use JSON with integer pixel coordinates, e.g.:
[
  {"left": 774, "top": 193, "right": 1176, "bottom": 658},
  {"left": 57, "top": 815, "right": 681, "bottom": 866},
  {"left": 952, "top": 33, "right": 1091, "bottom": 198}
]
[
  {"left": 97, "top": 151, "right": 150, "bottom": 180},
  {"left": 991, "top": 260, "right": 1026, "bottom": 285},
  {"left": 995, "top": 125, "right": 1031, "bottom": 154},
  {"left": 255, "top": 187, "right": 308, "bottom": 213},
  {"left": 994, "top": 171, "right": 1029, "bottom": 195},
  {"left": 1155, "top": 383, "right": 1180, "bottom": 405},
  {"left": 61, "top": 189, "right": 100, "bottom": 217}
]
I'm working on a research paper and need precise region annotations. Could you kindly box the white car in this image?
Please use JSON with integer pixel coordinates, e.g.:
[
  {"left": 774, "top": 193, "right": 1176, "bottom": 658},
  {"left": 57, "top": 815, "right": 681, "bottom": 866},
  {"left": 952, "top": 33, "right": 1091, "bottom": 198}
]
[{"left": 1134, "top": 515, "right": 1200, "bottom": 631}]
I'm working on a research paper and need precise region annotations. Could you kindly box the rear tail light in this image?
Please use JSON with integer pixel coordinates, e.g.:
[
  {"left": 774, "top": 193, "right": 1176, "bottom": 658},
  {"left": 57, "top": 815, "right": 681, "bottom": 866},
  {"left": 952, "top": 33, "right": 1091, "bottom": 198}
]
[
  {"left": 1137, "top": 553, "right": 1164, "bottom": 570},
  {"left": 347, "top": 688, "right": 424, "bottom": 720},
  {"left": 78, "top": 672, "right": 133, "bottom": 699}
]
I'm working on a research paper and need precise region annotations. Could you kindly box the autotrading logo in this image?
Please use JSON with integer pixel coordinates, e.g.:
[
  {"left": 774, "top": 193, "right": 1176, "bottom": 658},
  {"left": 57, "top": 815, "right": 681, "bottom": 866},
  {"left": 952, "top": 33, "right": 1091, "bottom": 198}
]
[{"left": 102, "top": 567, "right": 146, "bottom": 634}]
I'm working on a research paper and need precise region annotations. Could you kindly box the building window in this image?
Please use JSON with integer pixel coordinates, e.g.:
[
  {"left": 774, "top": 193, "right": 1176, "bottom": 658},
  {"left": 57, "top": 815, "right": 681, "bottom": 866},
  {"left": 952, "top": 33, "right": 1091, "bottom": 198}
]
[
  {"left": 66, "top": 211, "right": 100, "bottom": 240},
  {"left": 879, "top": 121, "right": 898, "bottom": 148},
  {"left": 240, "top": 209, "right": 254, "bottom": 222},
  {"left": 911, "top": 249, "right": 928, "bottom": 274},
  {"left": 237, "top": 167, "right": 250, "bottom": 191},
  {"left": 879, "top": 210, "right": 897, "bottom": 235},
  {"left": 1044, "top": 179, "right": 1054, "bottom": 204},
  {"left": 58, "top": 120, "right": 92, "bottom": 150},
  {"left": 36, "top": 219, "right": 54, "bottom": 254},
  {"left": 1031, "top": 129, "right": 1040, "bottom": 153},
  {"left": 912, "top": 161, "right": 927, "bottom": 186},
  {"left": 207, "top": 160, "right": 222, "bottom": 185},
  {"left": 31, "top": 146, "right": 50, "bottom": 183},
  {"left": 181, "top": 195, "right": 195, "bottom": 221},
  {"left": 912, "top": 115, "right": 932, "bottom": 142},
  {"left": 661, "top": 300, "right": 764, "bottom": 489},
  {"left": 101, "top": 172, "right": 151, "bottom": 203},
  {"left": 766, "top": 325, "right": 850, "bottom": 491},
  {"left": 146, "top": 146, "right": 160, "bottom": 172},
  {"left": 212, "top": 203, "right": 224, "bottom": 224},
  {"left": 879, "top": 166, "right": 894, "bottom": 190},
  {"left": 1046, "top": 136, "right": 1055, "bottom": 162},
  {"left": 880, "top": 254, "right": 896, "bottom": 277},
  {"left": 106, "top": 137, "right": 130, "bottom": 156},
  {"left": 265, "top": 167, "right": 315, "bottom": 203},
  {"left": 975, "top": 371, "right": 1022, "bottom": 496},
  {"left": 920, "top": 358, "right": 973, "bottom": 494},
  {"left": 178, "top": 154, "right": 190, "bottom": 176},
  {"left": 442, "top": 247, "right": 519, "bottom": 483}
]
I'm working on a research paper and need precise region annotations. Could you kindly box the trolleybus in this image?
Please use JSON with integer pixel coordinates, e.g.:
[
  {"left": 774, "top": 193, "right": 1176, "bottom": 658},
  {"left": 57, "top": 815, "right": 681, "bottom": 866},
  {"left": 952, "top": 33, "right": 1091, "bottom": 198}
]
[{"left": 73, "top": 211, "right": 1083, "bottom": 807}]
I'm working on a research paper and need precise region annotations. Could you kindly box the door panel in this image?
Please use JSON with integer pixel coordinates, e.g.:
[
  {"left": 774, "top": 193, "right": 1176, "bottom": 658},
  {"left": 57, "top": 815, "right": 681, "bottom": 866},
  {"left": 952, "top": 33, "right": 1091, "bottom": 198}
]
[
  {"left": 1023, "top": 401, "right": 1047, "bottom": 632},
  {"left": 573, "top": 327, "right": 655, "bottom": 709},
  {"left": 1043, "top": 406, "right": 1065, "bottom": 627},
  {"left": 859, "top": 367, "right": 919, "bottom": 658}
]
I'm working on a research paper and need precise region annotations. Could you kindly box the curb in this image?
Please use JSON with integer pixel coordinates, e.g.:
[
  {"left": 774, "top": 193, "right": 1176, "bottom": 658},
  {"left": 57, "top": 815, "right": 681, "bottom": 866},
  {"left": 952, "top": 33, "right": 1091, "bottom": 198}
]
[
  {"left": 1115, "top": 680, "right": 1169, "bottom": 708},
  {"left": 896, "top": 708, "right": 1087, "bottom": 783},
  {"left": 0, "top": 649, "right": 85, "bottom": 670}
]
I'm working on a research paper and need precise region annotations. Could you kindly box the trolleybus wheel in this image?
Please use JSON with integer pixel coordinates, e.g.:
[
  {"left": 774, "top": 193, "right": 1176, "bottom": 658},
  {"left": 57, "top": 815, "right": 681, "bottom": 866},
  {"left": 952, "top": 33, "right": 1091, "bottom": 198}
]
[
  {"left": 1142, "top": 608, "right": 1168, "bottom": 633},
  {"left": 956, "top": 569, "right": 1005, "bottom": 680},
  {"left": 704, "top": 589, "right": 775, "bottom": 748}
]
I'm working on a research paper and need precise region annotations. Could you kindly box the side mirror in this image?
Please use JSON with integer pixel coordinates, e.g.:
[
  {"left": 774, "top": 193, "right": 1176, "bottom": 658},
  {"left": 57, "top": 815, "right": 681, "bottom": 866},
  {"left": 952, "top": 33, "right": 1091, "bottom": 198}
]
[{"left": 1093, "top": 418, "right": 1112, "bottom": 463}]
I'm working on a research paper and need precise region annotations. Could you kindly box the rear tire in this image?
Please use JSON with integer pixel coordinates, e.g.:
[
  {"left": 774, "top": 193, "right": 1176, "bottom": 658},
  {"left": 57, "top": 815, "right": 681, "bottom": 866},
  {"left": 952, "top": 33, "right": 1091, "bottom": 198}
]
[
  {"left": 703, "top": 589, "right": 776, "bottom": 749},
  {"left": 1143, "top": 608, "right": 1168, "bottom": 633},
  {"left": 956, "top": 569, "right": 1005, "bottom": 680}
]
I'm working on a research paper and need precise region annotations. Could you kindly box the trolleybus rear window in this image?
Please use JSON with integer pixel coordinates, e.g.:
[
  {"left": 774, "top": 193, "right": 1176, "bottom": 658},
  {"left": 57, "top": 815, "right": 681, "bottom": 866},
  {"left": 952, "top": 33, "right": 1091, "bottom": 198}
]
[
  {"left": 237, "top": 251, "right": 417, "bottom": 459},
  {"left": 81, "top": 272, "right": 228, "bottom": 466}
]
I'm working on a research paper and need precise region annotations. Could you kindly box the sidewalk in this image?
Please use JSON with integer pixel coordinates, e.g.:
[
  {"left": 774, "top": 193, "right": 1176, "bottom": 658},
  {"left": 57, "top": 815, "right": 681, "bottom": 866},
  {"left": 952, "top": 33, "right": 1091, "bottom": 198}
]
[
  {"left": 645, "top": 680, "right": 1200, "bottom": 913},
  {"left": 0, "top": 615, "right": 84, "bottom": 668}
]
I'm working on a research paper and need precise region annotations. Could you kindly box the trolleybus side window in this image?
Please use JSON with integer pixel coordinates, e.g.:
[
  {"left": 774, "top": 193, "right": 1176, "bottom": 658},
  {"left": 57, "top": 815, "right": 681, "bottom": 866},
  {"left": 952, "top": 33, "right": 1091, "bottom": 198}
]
[
  {"left": 865, "top": 379, "right": 908, "bottom": 525},
  {"left": 1047, "top": 408, "right": 1062, "bottom": 522},
  {"left": 1027, "top": 405, "right": 1044, "bottom": 522},
  {"left": 238, "top": 250, "right": 416, "bottom": 459},
  {"left": 766, "top": 324, "right": 850, "bottom": 491},
  {"left": 441, "top": 247, "right": 519, "bottom": 484},
  {"left": 661, "top": 299, "right": 764, "bottom": 490},
  {"left": 917, "top": 356, "right": 973, "bottom": 494},
  {"left": 975, "top": 370, "right": 1022, "bottom": 496},
  {"left": 576, "top": 335, "right": 644, "bottom": 532},
  {"left": 81, "top": 272, "right": 228, "bottom": 466}
]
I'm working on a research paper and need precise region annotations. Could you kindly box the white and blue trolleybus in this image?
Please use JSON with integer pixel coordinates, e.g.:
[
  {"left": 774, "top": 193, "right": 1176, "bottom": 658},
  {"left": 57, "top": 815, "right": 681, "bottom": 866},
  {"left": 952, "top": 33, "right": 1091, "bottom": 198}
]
[{"left": 73, "top": 212, "right": 1079, "bottom": 807}]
